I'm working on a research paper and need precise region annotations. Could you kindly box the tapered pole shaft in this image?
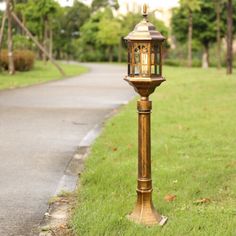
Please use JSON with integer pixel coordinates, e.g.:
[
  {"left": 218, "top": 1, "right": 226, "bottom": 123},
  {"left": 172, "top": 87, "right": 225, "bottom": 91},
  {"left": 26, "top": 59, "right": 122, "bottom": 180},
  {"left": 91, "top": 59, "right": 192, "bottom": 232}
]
[
  {"left": 128, "top": 97, "right": 165, "bottom": 225},
  {"left": 138, "top": 98, "right": 152, "bottom": 195}
]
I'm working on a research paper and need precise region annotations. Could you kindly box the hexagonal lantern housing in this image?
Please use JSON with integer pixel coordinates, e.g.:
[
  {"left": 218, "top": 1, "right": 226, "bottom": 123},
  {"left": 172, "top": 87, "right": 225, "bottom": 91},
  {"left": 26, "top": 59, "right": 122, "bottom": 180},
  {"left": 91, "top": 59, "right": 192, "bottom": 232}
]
[{"left": 124, "top": 5, "right": 166, "bottom": 97}]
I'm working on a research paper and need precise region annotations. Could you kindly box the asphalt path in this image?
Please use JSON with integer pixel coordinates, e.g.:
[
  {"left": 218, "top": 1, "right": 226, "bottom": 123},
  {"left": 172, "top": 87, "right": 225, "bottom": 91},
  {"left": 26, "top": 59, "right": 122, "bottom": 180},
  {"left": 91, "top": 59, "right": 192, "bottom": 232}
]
[{"left": 0, "top": 63, "right": 135, "bottom": 236}]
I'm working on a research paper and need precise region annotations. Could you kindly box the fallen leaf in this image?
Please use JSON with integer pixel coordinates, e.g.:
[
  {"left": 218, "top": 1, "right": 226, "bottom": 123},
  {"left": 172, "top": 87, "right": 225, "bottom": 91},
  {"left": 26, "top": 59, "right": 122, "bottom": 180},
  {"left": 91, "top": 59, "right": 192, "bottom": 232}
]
[
  {"left": 194, "top": 198, "right": 211, "bottom": 204},
  {"left": 127, "top": 144, "right": 132, "bottom": 149},
  {"left": 178, "top": 124, "right": 183, "bottom": 130},
  {"left": 59, "top": 224, "right": 67, "bottom": 229},
  {"left": 164, "top": 194, "right": 176, "bottom": 202}
]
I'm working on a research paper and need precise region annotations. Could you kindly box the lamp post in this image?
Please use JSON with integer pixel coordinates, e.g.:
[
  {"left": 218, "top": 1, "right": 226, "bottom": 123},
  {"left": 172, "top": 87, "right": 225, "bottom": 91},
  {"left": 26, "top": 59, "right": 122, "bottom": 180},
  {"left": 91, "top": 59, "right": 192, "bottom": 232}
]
[{"left": 124, "top": 4, "right": 167, "bottom": 226}]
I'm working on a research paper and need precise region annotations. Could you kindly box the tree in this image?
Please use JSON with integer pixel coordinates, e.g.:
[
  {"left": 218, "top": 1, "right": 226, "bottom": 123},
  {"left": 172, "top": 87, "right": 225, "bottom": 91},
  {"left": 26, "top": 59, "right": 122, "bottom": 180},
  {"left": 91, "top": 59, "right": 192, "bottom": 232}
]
[
  {"left": 179, "top": 0, "right": 201, "bottom": 67},
  {"left": 91, "top": 0, "right": 119, "bottom": 12},
  {"left": 97, "top": 15, "right": 121, "bottom": 62},
  {"left": 22, "top": 0, "right": 60, "bottom": 61},
  {"left": 0, "top": 10, "right": 6, "bottom": 50},
  {"left": 7, "top": 0, "right": 15, "bottom": 74},
  {"left": 172, "top": 0, "right": 217, "bottom": 68},
  {"left": 213, "top": 0, "right": 225, "bottom": 69},
  {"left": 226, "top": 0, "right": 233, "bottom": 74},
  {"left": 76, "top": 10, "right": 106, "bottom": 61},
  {"left": 195, "top": 1, "right": 217, "bottom": 68},
  {"left": 53, "top": 1, "right": 90, "bottom": 60}
]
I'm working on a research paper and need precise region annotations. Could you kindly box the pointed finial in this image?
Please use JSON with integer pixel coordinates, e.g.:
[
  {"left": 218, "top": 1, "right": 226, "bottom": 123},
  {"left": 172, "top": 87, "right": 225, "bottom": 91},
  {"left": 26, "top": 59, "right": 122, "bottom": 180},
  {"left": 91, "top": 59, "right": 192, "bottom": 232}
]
[{"left": 143, "top": 4, "right": 148, "bottom": 17}]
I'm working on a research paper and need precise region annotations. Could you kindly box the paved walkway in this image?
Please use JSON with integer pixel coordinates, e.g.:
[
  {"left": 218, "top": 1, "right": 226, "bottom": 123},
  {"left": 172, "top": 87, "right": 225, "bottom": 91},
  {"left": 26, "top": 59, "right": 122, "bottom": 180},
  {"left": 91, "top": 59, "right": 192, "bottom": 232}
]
[{"left": 0, "top": 63, "right": 134, "bottom": 236}]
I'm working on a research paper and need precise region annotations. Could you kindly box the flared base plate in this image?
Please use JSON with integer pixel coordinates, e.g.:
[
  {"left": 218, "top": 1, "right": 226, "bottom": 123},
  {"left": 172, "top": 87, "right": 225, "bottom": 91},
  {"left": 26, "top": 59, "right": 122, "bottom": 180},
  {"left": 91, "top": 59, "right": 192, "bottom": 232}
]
[{"left": 127, "top": 211, "right": 168, "bottom": 226}]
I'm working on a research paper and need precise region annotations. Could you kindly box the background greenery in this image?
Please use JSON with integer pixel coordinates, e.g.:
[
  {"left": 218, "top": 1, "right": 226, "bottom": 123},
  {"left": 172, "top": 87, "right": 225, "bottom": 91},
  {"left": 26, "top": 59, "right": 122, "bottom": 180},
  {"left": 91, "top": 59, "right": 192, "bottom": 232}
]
[{"left": 0, "top": 0, "right": 234, "bottom": 66}]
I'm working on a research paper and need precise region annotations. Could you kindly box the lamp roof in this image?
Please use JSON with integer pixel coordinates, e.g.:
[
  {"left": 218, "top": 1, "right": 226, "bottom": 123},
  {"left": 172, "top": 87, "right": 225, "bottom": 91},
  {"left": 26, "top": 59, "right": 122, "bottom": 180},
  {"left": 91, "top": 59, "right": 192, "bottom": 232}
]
[{"left": 124, "top": 4, "right": 166, "bottom": 41}]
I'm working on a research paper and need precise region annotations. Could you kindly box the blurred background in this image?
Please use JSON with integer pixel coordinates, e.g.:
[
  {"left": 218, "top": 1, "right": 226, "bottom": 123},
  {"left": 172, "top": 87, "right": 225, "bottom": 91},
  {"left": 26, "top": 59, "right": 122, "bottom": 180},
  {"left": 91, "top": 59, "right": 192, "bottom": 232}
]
[{"left": 0, "top": 0, "right": 235, "bottom": 70}]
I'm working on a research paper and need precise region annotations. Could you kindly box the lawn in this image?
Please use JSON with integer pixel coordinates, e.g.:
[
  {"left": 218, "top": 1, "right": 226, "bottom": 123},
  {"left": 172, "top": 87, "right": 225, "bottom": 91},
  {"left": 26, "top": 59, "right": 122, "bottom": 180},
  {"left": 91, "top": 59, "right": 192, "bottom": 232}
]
[
  {"left": 72, "top": 67, "right": 236, "bottom": 236},
  {"left": 0, "top": 61, "right": 88, "bottom": 90}
]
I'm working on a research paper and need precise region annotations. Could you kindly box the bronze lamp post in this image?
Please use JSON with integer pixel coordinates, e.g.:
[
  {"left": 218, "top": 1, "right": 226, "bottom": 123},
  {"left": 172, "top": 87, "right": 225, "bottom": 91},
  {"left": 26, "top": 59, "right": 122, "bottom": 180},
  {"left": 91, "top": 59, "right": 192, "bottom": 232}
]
[{"left": 124, "top": 4, "right": 167, "bottom": 226}]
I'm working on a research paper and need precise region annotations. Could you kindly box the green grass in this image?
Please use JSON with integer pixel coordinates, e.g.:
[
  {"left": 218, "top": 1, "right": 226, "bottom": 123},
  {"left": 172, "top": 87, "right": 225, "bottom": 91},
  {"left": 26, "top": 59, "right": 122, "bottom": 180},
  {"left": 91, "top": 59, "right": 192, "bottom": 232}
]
[
  {"left": 72, "top": 67, "right": 236, "bottom": 236},
  {"left": 0, "top": 61, "right": 88, "bottom": 90}
]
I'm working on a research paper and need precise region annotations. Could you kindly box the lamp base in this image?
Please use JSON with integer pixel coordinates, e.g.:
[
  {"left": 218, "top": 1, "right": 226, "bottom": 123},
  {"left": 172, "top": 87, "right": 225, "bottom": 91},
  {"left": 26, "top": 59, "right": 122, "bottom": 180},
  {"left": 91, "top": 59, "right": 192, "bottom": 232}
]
[{"left": 127, "top": 204, "right": 168, "bottom": 226}]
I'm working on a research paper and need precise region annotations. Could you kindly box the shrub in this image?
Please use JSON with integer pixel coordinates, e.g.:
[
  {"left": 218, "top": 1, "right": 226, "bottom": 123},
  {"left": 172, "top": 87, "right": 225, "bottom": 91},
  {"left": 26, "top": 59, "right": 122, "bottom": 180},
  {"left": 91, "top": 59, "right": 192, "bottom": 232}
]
[{"left": 0, "top": 49, "right": 35, "bottom": 71}]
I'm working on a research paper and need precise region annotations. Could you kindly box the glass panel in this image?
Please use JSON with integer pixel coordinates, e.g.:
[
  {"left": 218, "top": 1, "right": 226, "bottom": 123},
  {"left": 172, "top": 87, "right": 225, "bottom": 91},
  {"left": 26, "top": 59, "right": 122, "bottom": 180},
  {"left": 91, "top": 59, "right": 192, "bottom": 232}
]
[
  {"left": 141, "top": 45, "right": 148, "bottom": 76},
  {"left": 151, "top": 44, "right": 155, "bottom": 66},
  {"left": 134, "top": 47, "right": 140, "bottom": 64},
  {"left": 134, "top": 45, "right": 141, "bottom": 76},
  {"left": 151, "top": 65, "right": 155, "bottom": 74},
  {"left": 128, "top": 42, "right": 133, "bottom": 76},
  {"left": 151, "top": 52, "right": 155, "bottom": 65},
  {"left": 155, "top": 65, "right": 159, "bottom": 75},
  {"left": 135, "top": 65, "right": 140, "bottom": 75}
]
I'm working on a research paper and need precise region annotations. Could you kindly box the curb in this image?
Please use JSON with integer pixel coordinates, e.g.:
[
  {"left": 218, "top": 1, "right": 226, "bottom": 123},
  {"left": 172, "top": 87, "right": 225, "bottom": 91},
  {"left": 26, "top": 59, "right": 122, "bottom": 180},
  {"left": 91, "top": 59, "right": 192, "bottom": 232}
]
[
  {"left": 38, "top": 124, "right": 102, "bottom": 236},
  {"left": 37, "top": 107, "right": 126, "bottom": 235}
]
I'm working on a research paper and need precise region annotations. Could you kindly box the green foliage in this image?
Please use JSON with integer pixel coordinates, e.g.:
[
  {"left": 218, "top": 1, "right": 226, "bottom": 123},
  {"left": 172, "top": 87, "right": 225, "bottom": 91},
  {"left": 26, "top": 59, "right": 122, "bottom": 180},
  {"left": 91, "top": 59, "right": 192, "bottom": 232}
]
[
  {"left": 76, "top": 8, "right": 169, "bottom": 62},
  {"left": 172, "top": 0, "right": 217, "bottom": 47},
  {"left": 72, "top": 66, "right": 236, "bottom": 235},
  {"left": 75, "top": 10, "right": 106, "bottom": 61},
  {"left": 97, "top": 15, "right": 121, "bottom": 46},
  {"left": 220, "top": 0, "right": 236, "bottom": 35},
  {"left": 91, "top": 0, "right": 119, "bottom": 12},
  {"left": 194, "top": 1, "right": 217, "bottom": 47},
  {"left": 172, "top": 0, "right": 236, "bottom": 47},
  {"left": 180, "top": 0, "right": 201, "bottom": 12},
  {"left": 0, "top": 49, "right": 35, "bottom": 71},
  {"left": 171, "top": 8, "right": 188, "bottom": 43},
  {"left": 19, "top": 0, "right": 60, "bottom": 41},
  {"left": 52, "top": 1, "right": 90, "bottom": 59},
  {"left": 13, "top": 35, "right": 34, "bottom": 50},
  {"left": 1, "top": 0, "right": 169, "bottom": 63}
]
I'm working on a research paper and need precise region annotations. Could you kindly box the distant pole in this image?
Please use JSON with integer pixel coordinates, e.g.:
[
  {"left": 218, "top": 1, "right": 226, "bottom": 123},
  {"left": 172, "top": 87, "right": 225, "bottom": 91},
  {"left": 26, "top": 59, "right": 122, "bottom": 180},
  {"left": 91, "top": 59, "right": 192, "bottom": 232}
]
[
  {"left": 226, "top": 0, "right": 233, "bottom": 75},
  {"left": 7, "top": 0, "right": 15, "bottom": 75}
]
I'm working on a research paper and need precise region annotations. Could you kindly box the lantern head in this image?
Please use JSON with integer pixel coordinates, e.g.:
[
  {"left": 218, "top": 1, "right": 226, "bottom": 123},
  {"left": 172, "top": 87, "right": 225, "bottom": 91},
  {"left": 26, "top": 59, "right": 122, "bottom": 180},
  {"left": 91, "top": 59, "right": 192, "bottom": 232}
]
[{"left": 124, "top": 4, "right": 166, "bottom": 97}]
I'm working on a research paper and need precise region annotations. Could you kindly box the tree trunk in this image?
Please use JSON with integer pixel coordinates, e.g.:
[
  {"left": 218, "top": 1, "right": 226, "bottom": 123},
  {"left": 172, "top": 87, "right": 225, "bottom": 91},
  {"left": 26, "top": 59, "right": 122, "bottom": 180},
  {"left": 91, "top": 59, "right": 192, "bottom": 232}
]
[
  {"left": 118, "top": 38, "right": 122, "bottom": 62},
  {"left": 188, "top": 9, "right": 193, "bottom": 67},
  {"left": 0, "top": 10, "right": 6, "bottom": 50},
  {"left": 226, "top": 0, "right": 233, "bottom": 75},
  {"left": 43, "top": 18, "right": 48, "bottom": 64},
  {"left": 108, "top": 46, "right": 113, "bottom": 62},
  {"left": 202, "top": 44, "right": 209, "bottom": 69},
  {"left": 22, "top": 14, "right": 26, "bottom": 36},
  {"left": 7, "top": 0, "right": 15, "bottom": 75},
  {"left": 11, "top": 12, "right": 65, "bottom": 76},
  {"left": 49, "top": 25, "right": 53, "bottom": 59},
  {"left": 216, "top": 3, "right": 221, "bottom": 69}
]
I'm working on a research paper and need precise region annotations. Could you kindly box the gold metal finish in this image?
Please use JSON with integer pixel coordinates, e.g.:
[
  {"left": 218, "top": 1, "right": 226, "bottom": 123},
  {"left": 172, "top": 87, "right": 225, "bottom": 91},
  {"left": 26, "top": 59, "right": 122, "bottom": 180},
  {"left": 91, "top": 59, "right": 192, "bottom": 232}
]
[
  {"left": 124, "top": 3, "right": 167, "bottom": 226},
  {"left": 126, "top": 92, "right": 167, "bottom": 226},
  {"left": 143, "top": 4, "right": 148, "bottom": 16}
]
